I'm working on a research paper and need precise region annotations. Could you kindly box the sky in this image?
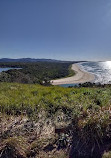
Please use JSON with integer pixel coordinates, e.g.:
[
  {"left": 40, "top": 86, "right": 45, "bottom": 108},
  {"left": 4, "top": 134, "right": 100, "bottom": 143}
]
[{"left": 0, "top": 0, "right": 111, "bottom": 61}]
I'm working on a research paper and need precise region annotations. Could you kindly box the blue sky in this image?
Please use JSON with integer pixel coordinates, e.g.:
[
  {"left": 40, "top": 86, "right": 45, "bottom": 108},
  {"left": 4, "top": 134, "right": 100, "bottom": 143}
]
[{"left": 0, "top": 0, "right": 111, "bottom": 61}]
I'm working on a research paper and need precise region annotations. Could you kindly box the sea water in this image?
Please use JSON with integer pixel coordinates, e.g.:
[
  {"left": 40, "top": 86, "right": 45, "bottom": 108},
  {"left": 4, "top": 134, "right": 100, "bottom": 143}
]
[{"left": 78, "top": 61, "right": 111, "bottom": 84}]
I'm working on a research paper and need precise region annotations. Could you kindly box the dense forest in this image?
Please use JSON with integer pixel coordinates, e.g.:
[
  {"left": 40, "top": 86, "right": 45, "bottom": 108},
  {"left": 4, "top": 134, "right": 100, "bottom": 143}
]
[{"left": 0, "top": 62, "right": 75, "bottom": 84}]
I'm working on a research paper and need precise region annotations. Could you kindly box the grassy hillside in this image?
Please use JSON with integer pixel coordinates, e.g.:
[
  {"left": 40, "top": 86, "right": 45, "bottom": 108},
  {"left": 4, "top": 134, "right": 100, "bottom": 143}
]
[
  {"left": 0, "top": 82, "right": 111, "bottom": 117},
  {"left": 0, "top": 83, "right": 111, "bottom": 157}
]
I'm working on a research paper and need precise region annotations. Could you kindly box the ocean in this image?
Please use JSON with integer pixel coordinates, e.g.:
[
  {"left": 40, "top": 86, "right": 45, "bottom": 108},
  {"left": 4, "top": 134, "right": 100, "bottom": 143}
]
[{"left": 78, "top": 61, "right": 111, "bottom": 84}]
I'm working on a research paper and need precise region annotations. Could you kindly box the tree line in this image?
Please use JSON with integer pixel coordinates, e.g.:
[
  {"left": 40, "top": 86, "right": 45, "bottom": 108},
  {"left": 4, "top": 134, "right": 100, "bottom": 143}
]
[{"left": 0, "top": 62, "right": 74, "bottom": 85}]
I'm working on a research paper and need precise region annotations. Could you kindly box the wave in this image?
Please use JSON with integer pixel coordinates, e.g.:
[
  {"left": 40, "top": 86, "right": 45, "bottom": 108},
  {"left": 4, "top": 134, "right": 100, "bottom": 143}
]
[{"left": 78, "top": 61, "right": 111, "bottom": 84}]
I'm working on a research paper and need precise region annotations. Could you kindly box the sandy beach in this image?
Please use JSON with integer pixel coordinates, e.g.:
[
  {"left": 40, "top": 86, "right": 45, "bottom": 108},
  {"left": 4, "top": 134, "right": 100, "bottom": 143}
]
[{"left": 51, "top": 64, "right": 95, "bottom": 85}]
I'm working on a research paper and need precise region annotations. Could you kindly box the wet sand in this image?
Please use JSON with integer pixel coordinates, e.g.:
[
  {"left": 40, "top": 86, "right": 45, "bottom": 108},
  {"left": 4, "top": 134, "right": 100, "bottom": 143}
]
[{"left": 51, "top": 64, "right": 95, "bottom": 85}]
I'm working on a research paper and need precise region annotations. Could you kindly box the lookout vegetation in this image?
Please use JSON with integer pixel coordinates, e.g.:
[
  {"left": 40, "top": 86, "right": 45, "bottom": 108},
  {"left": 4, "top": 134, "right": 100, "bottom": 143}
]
[{"left": 0, "top": 82, "right": 111, "bottom": 157}]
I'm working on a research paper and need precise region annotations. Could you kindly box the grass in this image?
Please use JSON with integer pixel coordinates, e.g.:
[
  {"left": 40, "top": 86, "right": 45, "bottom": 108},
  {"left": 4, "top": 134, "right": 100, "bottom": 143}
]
[
  {"left": 0, "top": 82, "right": 111, "bottom": 118},
  {"left": 0, "top": 82, "right": 111, "bottom": 157},
  {"left": 0, "top": 137, "right": 29, "bottom": 158}
]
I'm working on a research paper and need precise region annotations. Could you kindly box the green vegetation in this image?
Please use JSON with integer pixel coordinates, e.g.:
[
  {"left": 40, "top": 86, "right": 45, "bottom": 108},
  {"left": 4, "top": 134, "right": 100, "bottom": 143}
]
[
  {"left": 0, "top": 62, "right": 74, "bottom": 84},
  {"left": 0, "top": 82, "right": 111, "bottom": 117},
  {"left": 0, "top": 83, "right": 111, "bottom": 157},
  {"left": 67, "top": 64, "right": 75, "bottom": 77}
]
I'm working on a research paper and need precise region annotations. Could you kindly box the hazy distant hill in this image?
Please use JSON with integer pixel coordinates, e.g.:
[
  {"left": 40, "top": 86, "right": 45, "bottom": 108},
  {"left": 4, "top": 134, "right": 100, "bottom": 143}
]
[
  {"left": 0, "top": 58, "right": 72, "bottom": 63},
  {"left": 0, "top": 58, "right": 87, "bottom": 63}
]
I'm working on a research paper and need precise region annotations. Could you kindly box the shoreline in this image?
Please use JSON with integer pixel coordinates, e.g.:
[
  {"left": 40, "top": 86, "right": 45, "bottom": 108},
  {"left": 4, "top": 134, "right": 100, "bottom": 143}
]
[{"left": 51, "top": 64, "right": 95, "bottom": 85}]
